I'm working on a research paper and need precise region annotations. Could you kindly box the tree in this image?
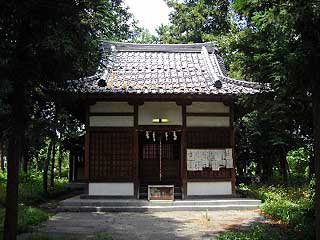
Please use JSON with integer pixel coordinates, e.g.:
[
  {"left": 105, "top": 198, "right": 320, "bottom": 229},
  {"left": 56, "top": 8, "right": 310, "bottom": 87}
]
[
  {"left": 158, "top": 0, "right": 231, "bottom": 43},
  {"left": 230, "top": 0, "right": 319, "bottom": 236},
  {"left": 0, "top": 1, "right": 134, "bottom": 239},
  {"left": 130, "top": 27, "right": 158, "bottom": 43},
  {"left": 293, "top": 1, "right": 320, "bottom": 238}
]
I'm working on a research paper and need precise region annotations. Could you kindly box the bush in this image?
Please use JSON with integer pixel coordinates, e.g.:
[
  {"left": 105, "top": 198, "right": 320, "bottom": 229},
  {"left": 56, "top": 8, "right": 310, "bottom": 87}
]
[
  {"left": 17, "top": 206, "right": 49, "bottom": 232},
  {"left": 238, "top": 183, "right": 315, "bottom": 239},
  {"left": 0, "top": 171, "right": 69, "bottom": 206},
  {"left": 218, "top": 223, "right": 301, "bottom": 240},
  {"left": 0, "top": 206, "right": 49, "bottom": 234}
]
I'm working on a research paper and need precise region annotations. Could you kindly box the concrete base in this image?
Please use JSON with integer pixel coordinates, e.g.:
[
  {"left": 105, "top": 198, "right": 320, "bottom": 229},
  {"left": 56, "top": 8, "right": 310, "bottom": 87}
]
[{"left": 58, "top": 195, "right": 261, "bottom": 212}]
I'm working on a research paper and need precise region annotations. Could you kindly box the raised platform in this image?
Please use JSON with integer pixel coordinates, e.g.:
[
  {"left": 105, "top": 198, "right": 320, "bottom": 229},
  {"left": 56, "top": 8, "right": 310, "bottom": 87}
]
[{"left": 58, "top": 195, "right": 261, "bottom": 212}]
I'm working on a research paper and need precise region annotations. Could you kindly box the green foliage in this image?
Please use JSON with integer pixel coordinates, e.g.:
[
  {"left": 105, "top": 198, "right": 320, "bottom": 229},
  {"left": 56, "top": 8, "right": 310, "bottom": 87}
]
[
  {"left": 287, "top": 147, "right": 310, "bottom": 179},
  {"left": 94, "top": 233, "right": 113, "bottom": 240},
  {"left": 16, "top": 207, "right": 49, "bottom": 233},
  {"left": 0, "top": 172, "right": 69, "bottom": 206},
  {"left": 0, "top": 206, "right": 49, "bottom": 234},
  {"left": 158, "top": 0, "right": 230, "bottom": 43},
  {"left": 217, "top": 223, "right": 300, "bottom": 240},
  {"left": 130, "top": 27, "right": 158, "bottom": 43},
  {"left": 0, "top": 172, "right": 5, "bottom": 184},
  {"left": 238, "top": 183, "right": 315, "bottom": 239}
]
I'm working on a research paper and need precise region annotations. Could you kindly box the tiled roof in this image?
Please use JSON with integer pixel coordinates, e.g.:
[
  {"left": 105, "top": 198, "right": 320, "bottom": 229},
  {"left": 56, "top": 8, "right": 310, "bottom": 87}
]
[{"left": 69, "top": 42, "right": 269, "bottom": 95}]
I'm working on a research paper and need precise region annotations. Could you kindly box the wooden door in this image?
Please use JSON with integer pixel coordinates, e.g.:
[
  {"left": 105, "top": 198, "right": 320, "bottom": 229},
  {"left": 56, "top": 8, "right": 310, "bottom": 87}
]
[{"left": 139, "top": 131, "right": 180, "bottom": 184}]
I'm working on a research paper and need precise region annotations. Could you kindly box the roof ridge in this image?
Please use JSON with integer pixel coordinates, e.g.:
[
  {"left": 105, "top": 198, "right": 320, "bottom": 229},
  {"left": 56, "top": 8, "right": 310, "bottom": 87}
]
[
  {"left": 201, "top": 46, "right": 220, "bottom": 82},
  {"left": 210, "top": 52, "right": 225, "bottom": 76},
  {"left": 101, "top": 41, "right": 218, "bottom": 53}
]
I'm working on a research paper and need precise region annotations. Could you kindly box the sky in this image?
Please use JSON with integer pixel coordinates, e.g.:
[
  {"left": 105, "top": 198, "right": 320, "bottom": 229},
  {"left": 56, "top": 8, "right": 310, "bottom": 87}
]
[{"left": 125, "top": 0, "right": 171, "bottom": 35}]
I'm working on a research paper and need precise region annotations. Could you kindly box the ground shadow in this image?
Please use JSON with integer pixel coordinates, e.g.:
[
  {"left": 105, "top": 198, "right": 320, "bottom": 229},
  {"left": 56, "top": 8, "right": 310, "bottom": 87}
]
[{"left": 28, "top": 209, "right": 267, "bottom": 240}]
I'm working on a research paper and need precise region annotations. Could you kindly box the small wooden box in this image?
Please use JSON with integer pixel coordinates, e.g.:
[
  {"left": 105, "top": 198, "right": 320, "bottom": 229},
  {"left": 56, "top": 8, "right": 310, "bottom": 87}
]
[{"left": 148, "top": 185, "right": 174, "bottom": 201}]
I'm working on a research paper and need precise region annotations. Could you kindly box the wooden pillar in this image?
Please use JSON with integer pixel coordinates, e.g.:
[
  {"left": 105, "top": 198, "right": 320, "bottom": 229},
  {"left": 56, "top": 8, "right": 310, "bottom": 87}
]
[
  {"left": 230, "top": 104, "right": 236, "bottom": 195},
  {"left": 133, "top": 104, "right": 139, "bottom": 199},
  {"left": 84, "top": 102, "right": 90, "bottom": 182},
  {"left": 181, "top": 104, "right": 187, "bottom": 199}
]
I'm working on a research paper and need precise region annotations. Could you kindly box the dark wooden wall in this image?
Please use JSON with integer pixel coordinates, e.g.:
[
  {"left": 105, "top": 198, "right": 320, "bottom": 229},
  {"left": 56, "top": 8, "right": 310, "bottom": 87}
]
[{"left": 89, "top": 128, "right": 134, "bottom": 182}]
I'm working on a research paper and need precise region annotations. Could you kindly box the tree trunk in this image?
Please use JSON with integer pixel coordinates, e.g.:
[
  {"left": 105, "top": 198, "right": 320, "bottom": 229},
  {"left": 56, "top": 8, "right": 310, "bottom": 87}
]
[
  {"left": 22, "top": 141, "right": 29, "bottom": 173},
  {"left": 43, "top": 140, "right": 53, "bottom": 195},
  {"left": 309, "top": 152, "right": 315, "bottom": 179},
  {"left": 312, "top": 83, "right": 320, "bottom": 240},
  {"left": 279, "top": 145, "right": 288, "bottom": 185},
  {"left": 35, "top": 151, "right": 40, "bottom": 172},
  {"left": 0, "top": 142, "right": 5, "bottom": 172},
  {"left": 4, "top": 80, "right": 25, "bottom": 240},
  {"left": 4, "top": 134, "right": 22, "bottom": 240},
  {"left": 50, "top": 142, "right": 56, "bottom": 188},
  {"left": 69, "top": 151, "right": 73, "bottom": 182},
  {"left": 58, "top": 143, "right": 63, "bottom": 179}
]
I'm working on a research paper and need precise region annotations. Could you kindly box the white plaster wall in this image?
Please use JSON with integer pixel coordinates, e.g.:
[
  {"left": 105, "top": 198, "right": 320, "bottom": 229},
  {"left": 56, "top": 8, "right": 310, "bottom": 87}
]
[
  {"left": 89, "top": 183, "right": 134, "bottom": 196},
  {"left": 187, "top": 102, "right": 230, "bottom": 113},
  {"left": 186, "top": 116, "right": 230, "bottom": 127},
  {"left": 90, "top": 102, "right": 133, "bottom": 113},
  {"left": 187, "top": 181, "right": 232, "bottom": 195},
  {"left": 89, "top": 116, "right": 134, "bottom": 127},
  {"left": 138, "top": 102, "right": 182, "bottom": 125}
]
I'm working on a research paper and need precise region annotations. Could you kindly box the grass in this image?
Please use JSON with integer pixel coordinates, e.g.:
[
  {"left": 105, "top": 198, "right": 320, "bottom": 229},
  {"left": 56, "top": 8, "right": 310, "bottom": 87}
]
[{"left": 218, "top": 183, "right": 315, "bottom": 240}]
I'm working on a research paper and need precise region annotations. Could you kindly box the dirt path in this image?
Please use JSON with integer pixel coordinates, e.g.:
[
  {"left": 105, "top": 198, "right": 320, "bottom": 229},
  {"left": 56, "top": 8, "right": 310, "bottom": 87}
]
[{"left": 32, "top": 210, "right": 267, "bottom": 240}]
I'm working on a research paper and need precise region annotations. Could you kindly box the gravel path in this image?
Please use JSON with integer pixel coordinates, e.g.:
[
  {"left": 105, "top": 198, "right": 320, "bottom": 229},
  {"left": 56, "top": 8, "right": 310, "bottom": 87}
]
[{"left": 30, "top": 210, "right": 267, "bottom": 240}]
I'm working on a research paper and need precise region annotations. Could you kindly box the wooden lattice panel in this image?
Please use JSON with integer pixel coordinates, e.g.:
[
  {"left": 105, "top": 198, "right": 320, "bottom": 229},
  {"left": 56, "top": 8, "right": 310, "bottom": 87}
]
[
  {"left": 139, "top": 132, "right": 181, "bottom": 184},
  {"left": 186, "top": 128, "right": 232, "bottom": 179},
  {"left": 89, "top": 129, "right": 134, "bottom": 181}
]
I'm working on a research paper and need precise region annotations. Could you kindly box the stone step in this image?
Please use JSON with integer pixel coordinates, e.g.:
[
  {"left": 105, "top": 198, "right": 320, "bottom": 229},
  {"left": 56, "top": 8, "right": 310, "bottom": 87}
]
[
  {"left": 60, "top": 197, "right": 261, "bottom": 208},
  {"left": 57, "top": 204, "right": 260, "bottom": 212}
]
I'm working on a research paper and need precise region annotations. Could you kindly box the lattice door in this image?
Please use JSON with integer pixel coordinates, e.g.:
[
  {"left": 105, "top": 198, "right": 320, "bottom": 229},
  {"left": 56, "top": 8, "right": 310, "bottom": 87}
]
[{"left": 139, "top": 131, "right": 180, "bottom": 184}]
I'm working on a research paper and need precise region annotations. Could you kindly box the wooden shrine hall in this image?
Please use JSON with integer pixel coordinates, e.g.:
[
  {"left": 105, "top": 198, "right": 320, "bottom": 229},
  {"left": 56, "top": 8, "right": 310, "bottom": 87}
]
[{"left": 67, "top": 42, "right": 266, "bottom": 200}]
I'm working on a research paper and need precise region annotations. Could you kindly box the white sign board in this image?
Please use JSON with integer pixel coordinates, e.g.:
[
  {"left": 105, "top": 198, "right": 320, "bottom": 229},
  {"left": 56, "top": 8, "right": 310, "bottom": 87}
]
[{"left": 187, "top": 149, "right": 233, "bottom": 171}]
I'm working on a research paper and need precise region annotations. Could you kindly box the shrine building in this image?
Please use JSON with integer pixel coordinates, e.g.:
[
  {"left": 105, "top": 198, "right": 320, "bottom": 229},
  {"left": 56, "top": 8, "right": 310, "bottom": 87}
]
[{"left": 67, "top": 42, "right": 266, "bottom": 200}]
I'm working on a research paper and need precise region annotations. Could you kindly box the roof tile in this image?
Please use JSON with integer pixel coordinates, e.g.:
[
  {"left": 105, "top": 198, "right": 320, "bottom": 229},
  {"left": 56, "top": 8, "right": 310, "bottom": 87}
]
[{"left": 69, "top": 42, "right": 269, "bottom": 95}]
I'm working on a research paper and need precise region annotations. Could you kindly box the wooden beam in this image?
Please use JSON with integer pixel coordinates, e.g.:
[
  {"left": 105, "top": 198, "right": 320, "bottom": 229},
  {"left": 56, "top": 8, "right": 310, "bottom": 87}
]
[
  {"left": 186, "top": 112, "right": 231, "bottom": 117},
  {"left": 186, "top": 178, "right": 233, "bottom": 182},
  {"left": 182, "top": 105, "right": 186, "bottom": 128},
  {"left": 134, "top": 105, "right": 138, "bottom": 127},
  {"left": 84, "top": 93, "right": 236, "bottom": 102},
  {"left": 89, "top": 112, "right": 134, "bottom": 116},
  {"left": 89, "top": 127, "right": 134, "bottom": 132},
  {"left": 176, "top": 99, "right": 192, "bottom": 106},
  {"left": 137, "top": 126, "right": 183, "bottom": 131}
]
